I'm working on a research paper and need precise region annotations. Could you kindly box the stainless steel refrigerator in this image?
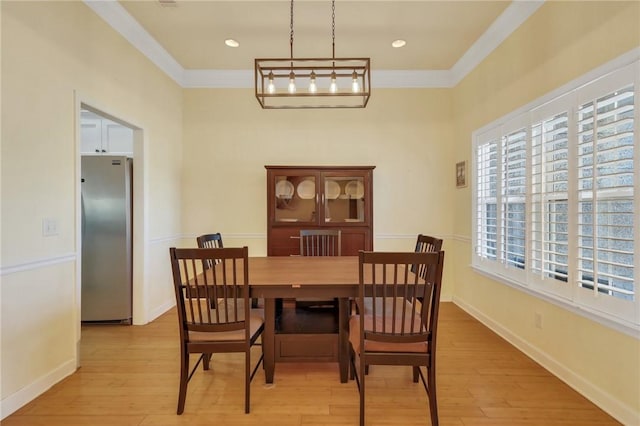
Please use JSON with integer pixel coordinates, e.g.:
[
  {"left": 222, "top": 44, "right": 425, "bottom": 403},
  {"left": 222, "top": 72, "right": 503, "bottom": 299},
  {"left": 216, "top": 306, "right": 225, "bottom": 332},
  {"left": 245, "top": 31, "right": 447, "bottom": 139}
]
[{"left": 81, "top": 156, "right": 132, "bottom": 323}]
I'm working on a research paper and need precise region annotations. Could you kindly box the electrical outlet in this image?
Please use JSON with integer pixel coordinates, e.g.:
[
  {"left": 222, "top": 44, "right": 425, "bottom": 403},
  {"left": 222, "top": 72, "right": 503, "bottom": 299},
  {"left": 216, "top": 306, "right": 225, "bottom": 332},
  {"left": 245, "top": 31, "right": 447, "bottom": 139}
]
[
  {"left": 534, "top": 312, "right": 543, "bottom": 329},
  {"left": 42, "top": 218, "right": 58, "bottom": 237}
]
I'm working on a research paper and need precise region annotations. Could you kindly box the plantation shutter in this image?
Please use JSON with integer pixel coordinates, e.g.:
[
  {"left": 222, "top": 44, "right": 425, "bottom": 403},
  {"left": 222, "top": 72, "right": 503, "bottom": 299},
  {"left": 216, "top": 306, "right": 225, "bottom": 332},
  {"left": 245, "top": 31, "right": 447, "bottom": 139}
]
[
  {"left": 501, "top": 128, "right": 527, "bottom": 269},
  {"left": 577, "top": 84, "right": 635, "bottom": 302},
  {"left": 476, "top": 135, "right": 499, "bottom": 261},
  {"left": 530, "top": 111, "right": 570, "bottom": 284}
]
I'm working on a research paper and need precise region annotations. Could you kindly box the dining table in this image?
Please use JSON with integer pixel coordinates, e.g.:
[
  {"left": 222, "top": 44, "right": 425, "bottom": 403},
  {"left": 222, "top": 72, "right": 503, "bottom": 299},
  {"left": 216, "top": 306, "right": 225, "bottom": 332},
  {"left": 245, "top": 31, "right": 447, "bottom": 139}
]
[{"left": 247, "top": 255, "right": 360, "bottom": 384}]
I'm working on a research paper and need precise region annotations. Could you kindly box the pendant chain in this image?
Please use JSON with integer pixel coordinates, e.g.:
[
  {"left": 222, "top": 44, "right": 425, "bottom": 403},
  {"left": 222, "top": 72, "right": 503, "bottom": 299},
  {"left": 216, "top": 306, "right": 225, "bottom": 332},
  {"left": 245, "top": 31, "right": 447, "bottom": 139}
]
[
  {"left": 331, "top": 0, "right": 336, "bottom": 59},
  {"left": 289, "top": 0, "right": 294, "bottom": 60}
]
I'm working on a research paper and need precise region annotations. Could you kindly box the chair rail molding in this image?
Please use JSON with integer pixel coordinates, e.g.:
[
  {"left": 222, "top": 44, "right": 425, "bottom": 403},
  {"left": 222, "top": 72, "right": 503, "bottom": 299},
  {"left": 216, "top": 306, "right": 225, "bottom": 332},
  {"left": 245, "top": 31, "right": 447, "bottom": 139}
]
[
  {"left": 375, "top": 233, "right": 453, "bottom": 241},
  {"left": 148, "top": 234, "right": 185, "bottom": 245},
  {"left": 0, "top": 253, "right": 76, "bottom": 276}
]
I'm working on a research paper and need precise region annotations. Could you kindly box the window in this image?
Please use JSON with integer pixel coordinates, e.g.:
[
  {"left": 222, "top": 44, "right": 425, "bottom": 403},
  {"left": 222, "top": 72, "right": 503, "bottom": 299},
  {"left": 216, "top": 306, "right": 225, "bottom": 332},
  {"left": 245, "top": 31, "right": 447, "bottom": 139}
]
[{"left": 472, "top": 58, "right": 639, "bottom": 331}]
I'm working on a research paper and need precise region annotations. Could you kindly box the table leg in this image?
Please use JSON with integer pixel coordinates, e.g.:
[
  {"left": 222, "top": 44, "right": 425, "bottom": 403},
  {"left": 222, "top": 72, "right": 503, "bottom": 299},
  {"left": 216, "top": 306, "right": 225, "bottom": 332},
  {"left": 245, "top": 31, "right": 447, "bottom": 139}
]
[
  {"left": 263, "top": 297, "right": 275, "bottom": 384},
  {"left": 338, "top": 297, "right": 349, "bottom": 383}
]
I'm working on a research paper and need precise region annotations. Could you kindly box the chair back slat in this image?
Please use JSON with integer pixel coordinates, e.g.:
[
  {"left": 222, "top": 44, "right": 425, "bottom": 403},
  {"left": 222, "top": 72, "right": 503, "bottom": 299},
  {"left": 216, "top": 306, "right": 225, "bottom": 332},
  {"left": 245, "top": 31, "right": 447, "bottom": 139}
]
[
  {"left": 300, "top": 229, "right": 341, "bottom": 256},
  {"left": 358, "top": 250, "right": 445, "bottom": 345},
  {"left": 170, "top": 247, "right": 249, "bottom": 336}
]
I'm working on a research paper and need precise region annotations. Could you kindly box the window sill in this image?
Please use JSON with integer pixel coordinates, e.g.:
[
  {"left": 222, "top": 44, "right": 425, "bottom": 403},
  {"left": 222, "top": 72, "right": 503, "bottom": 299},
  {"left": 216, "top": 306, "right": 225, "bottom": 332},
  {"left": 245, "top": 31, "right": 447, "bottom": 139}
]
[{"left": 470, "top": 264, "right": 640, "bottom": 339}]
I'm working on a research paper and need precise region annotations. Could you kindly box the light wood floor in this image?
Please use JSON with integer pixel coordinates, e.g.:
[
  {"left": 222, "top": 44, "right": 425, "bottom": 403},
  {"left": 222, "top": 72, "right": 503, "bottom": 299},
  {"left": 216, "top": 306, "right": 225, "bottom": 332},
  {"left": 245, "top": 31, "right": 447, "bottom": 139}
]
[{"left": 4, "top": 303, "right": 620, "bottom": 426}]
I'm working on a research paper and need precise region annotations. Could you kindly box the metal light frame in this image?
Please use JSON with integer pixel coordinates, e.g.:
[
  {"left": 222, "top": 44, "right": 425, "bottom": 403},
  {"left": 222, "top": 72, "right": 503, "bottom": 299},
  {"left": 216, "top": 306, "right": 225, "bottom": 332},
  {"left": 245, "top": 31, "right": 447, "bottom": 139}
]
[{"left": 254, "top": 0, "right": 371, "bottom": 109}]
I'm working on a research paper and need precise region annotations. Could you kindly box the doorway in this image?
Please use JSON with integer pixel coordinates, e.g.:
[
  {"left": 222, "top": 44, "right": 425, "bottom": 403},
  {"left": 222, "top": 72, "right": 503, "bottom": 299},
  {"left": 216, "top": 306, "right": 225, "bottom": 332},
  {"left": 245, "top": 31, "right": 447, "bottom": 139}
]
[{"left": 75, "top": 100, "right": 145, "bottom": 364}]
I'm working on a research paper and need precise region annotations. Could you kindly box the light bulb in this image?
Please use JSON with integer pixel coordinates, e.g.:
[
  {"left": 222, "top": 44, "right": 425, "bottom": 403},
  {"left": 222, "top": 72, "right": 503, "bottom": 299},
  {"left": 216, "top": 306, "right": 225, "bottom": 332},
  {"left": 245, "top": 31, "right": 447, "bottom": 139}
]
[
  {"left": 288, "top": 71, "right": 296, "bottom": 94},
  {"left": 267, "top": 72, "right": 276, "bottom": 94},
  {"left": 308, "top": 71, "right": 317, "bottom": 93},
  {"left": 351, "top": 70, "right": 360, "bottom": 93},
  {"left": 329, "top": 71, "right": 338, "bottom": 93}
]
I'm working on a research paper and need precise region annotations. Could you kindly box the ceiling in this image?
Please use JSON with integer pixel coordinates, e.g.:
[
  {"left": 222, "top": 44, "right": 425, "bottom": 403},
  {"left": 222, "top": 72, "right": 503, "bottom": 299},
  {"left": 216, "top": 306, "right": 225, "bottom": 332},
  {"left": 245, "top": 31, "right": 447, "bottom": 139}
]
[{"left": 87, "top": 1, "right": 543, "bottom": 87}]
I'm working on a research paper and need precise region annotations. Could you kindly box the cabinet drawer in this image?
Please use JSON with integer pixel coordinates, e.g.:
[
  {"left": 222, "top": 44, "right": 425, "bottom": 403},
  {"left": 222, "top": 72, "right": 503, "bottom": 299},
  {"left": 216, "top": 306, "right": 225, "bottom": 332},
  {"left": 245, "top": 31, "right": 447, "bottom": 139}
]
[
  {"left": 268, "top": 227, "right": 371, "bottom": 256},
  {"left": 341, "top": 229, "right": 371, "bottom": 255},
  {"left": 268, "top": 227, "right": 302, "bottom": 256}
]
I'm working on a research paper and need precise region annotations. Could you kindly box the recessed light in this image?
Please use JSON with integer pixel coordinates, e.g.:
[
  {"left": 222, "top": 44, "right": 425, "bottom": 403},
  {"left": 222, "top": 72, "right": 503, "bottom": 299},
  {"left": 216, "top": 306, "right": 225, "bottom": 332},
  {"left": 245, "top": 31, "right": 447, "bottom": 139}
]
[
  {"left": 391, "top": 39, "right": 406, "bottom": 48},
  {"left": 225, "top": 39, "right": 240, "bottom": 48}
]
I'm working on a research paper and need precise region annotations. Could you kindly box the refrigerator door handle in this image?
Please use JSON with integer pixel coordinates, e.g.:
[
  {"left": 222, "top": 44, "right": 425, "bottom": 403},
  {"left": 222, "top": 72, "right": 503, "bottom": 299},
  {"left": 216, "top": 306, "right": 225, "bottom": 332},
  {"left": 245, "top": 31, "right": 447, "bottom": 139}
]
[{"left": 81, "top": 194, "right": 85, "bottom": 237}]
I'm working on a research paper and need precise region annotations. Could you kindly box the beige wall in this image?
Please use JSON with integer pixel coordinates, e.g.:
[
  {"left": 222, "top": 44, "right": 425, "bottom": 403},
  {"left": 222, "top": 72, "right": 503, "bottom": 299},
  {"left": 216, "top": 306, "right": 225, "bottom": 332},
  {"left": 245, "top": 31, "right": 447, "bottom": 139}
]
[
  {"left": 450, "top": 2, "right": 640, "bottom": 423},
  {"left": 1, "top": 0, "right": 639, "bottom": 423},
  {"left": 181, "top": 88, "right": 456, "bottom": 296},
  {"left": 1, "top": 1, "right": 183, "bottom": 416}
]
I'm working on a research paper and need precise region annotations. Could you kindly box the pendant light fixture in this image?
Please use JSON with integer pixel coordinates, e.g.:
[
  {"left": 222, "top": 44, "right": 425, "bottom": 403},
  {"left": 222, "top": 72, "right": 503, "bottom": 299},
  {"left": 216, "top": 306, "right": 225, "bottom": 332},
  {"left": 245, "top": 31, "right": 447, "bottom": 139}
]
[{"left": 254, "top": 0, "right": 371, "bottom": 109}]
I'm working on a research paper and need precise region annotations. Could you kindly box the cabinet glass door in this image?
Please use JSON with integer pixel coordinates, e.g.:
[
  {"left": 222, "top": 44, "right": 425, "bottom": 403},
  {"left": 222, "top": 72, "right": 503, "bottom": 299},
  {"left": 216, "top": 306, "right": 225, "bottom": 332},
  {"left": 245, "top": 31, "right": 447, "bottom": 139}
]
[
  {"left": 274, "top": 174, "right": 317, "bottom": 223},
  {"left": 323, "top": 176, "right": 366, "bottom": 224}
]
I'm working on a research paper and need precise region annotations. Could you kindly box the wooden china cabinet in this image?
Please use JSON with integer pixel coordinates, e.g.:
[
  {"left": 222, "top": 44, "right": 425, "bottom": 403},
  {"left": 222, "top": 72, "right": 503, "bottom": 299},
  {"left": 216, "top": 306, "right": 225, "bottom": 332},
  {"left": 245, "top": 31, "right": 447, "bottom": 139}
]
[
  {"left": 265, "top": 165, "right": 375, "bottom": 256},
  {"left": 265, "top": 165, "right": 374, "bottom": 362}
]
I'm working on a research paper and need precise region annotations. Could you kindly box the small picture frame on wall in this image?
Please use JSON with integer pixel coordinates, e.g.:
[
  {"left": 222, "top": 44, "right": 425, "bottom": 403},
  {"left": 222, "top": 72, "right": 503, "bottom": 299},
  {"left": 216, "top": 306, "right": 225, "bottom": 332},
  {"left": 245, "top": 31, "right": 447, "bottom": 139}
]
[{"left": 456, "top": 161, "right": 467, "bottom": 188}]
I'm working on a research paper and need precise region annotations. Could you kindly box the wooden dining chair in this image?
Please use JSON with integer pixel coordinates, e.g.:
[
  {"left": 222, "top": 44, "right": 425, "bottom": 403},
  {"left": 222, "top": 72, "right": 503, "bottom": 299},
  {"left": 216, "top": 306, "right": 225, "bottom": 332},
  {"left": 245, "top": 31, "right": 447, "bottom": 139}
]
[
  {"left": 361, "top": 234, "right": 443, "bottom": 317},
  {"left": 196, "top": 233, "right": 223, "bottom": 269},
  {"left": 169, "top": 246, "right": 264, "bottom": 415},
  {"left": 299, "top": 229, "right": 341, "bottom": 256},
  {"left": 296, "top": 229, "right": 341, "bottom": 309},
  {"left": 415, "top": 234, "right": 443, "bottom": 254},
  {"left": 197, "top": 233, "right": 258, "bottom": 308},
  {"left": 413, "top": 233, "right": 443, "bottom": 282},
  {"left": 350, "top": 250, "right": 445, "bottom": 426}
]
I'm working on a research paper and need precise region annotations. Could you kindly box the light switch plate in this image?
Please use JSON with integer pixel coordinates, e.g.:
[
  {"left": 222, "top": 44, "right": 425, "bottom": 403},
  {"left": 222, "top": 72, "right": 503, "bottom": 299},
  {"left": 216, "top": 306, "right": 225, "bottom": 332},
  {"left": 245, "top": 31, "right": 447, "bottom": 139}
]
[{"left": 42, "top": 218, "right": 58, "bottom": 236}]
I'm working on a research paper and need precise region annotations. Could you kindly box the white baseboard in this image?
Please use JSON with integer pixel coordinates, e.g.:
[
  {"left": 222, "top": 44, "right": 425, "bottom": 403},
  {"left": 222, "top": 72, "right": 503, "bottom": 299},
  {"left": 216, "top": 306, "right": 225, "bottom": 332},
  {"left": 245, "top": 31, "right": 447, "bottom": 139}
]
[
  {"left": 452, "top": 297, "right": 639, "bottom": 426},
  {"left": 147, "top": 300, "right": 175, "bottom": 323},
  {"left": 0, "top": 358, "right": 77, "bottom": 420}
]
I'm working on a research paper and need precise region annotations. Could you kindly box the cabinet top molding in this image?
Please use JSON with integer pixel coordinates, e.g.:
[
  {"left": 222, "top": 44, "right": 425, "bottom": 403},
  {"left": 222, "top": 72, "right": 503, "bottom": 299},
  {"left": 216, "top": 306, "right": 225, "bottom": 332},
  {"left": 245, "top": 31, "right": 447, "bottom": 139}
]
[{"left": 265, "top": 165, "right": 376, "bottom": 171}]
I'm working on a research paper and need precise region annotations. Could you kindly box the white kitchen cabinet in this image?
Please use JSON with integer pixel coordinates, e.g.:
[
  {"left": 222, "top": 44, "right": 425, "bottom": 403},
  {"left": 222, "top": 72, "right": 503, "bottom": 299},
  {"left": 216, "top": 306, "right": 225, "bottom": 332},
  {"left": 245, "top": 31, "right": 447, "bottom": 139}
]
[{"left": 81, "top": 117, "right": 133, "bottom": 156}]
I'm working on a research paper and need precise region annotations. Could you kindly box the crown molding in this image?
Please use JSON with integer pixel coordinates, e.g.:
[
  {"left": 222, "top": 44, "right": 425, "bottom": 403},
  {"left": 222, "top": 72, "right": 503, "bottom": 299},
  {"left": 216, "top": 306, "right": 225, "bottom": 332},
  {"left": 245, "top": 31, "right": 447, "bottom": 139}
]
[
  {"left": 183, "top": 69, "right": 254, "bottom": 88},
  {"left": 182, "top": 69, "right": 453, "bottom": 89},
  {"left": 372, "top": 70, "right": 452, "bottom": 89},
  {"left": 449, "top": 0, "right": 545, "bottom": 86},
  {"left": 84, "top": 0, "right": 543, "bottom": 89},
  {"left": 83, "top": 0, "right": 185, "bottom": 84}
]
